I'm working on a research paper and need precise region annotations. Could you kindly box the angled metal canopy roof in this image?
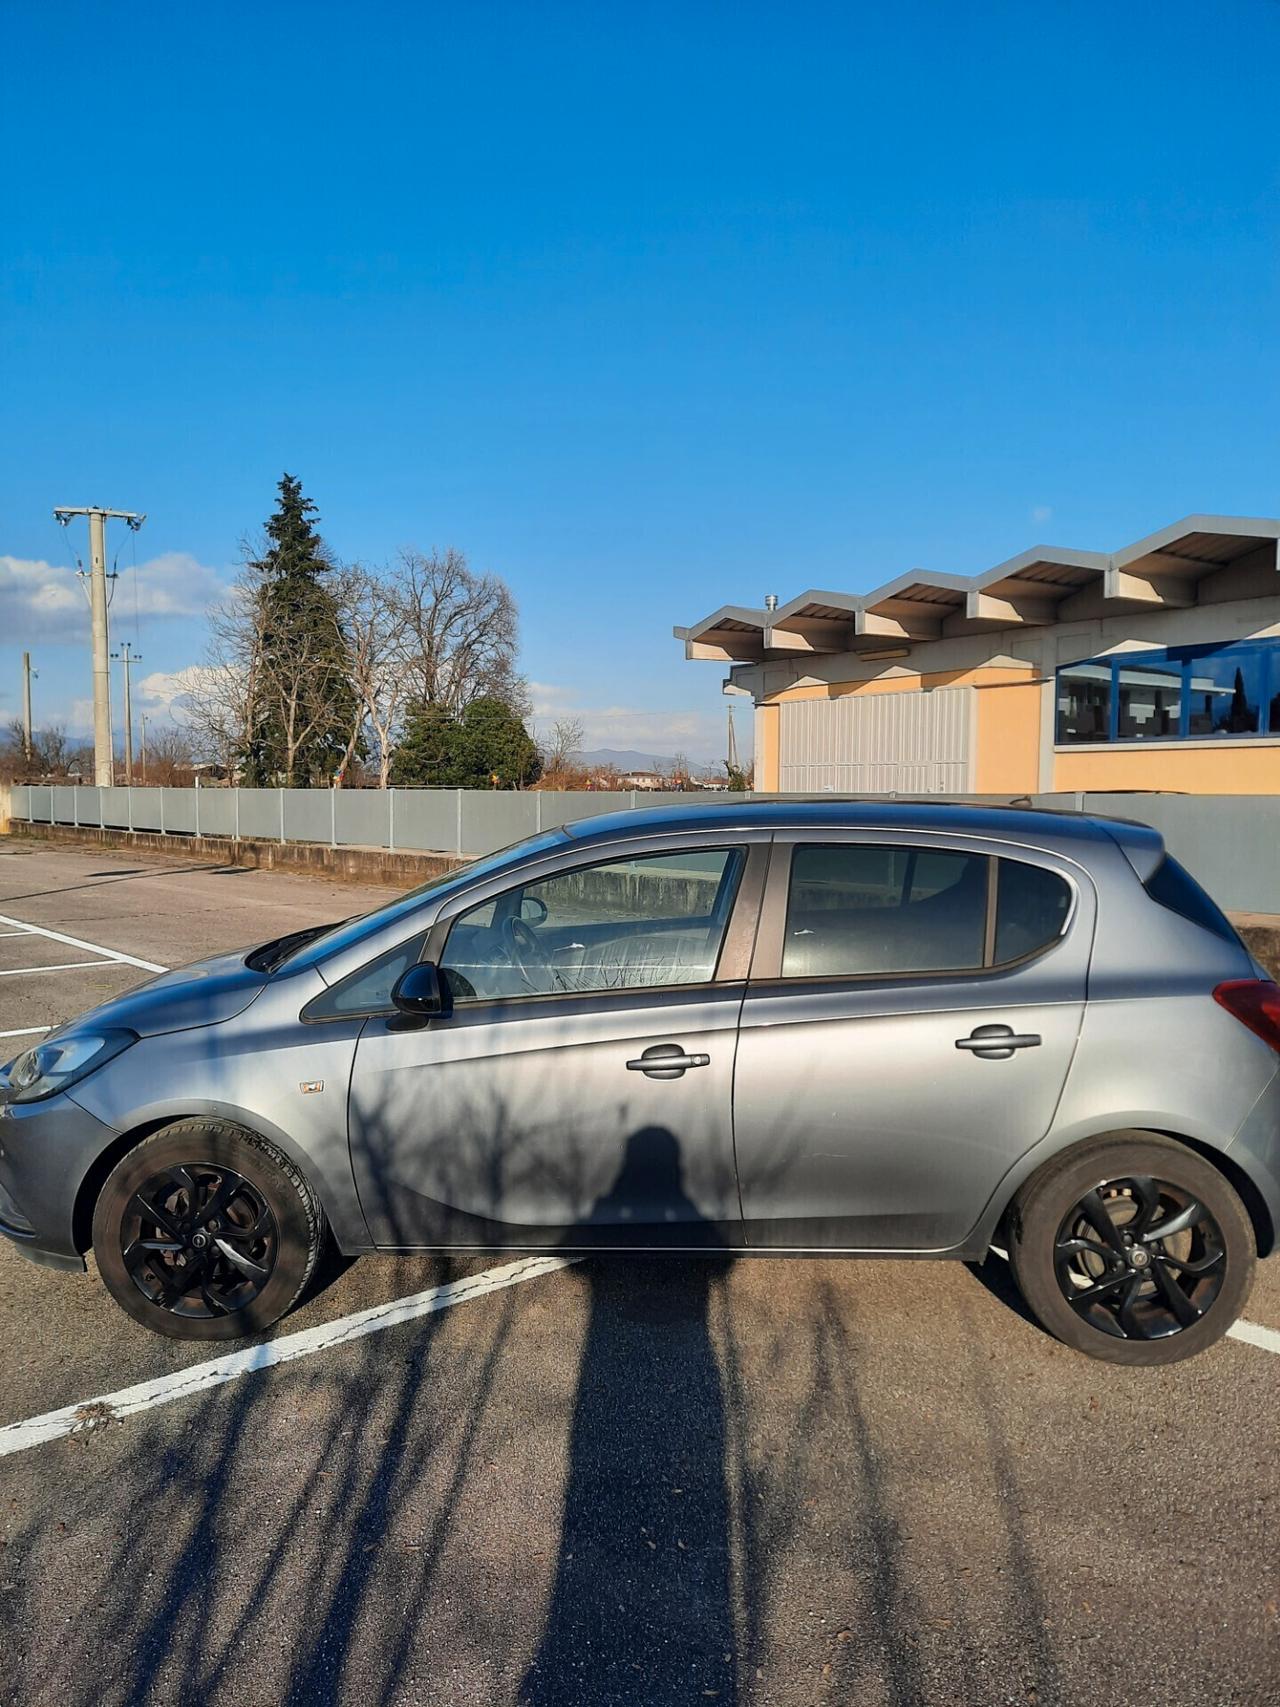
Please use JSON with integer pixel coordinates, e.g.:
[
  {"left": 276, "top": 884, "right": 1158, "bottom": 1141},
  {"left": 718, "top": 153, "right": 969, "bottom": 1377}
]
[{"left": 674, "top": 515, "right": 1280, "bottom": 663}]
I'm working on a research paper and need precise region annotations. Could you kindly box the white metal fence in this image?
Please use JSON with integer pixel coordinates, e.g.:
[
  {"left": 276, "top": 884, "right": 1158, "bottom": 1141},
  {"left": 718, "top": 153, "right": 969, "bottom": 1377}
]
[
  {"left": 9, "top": 784, "right": 1280, "bottom": 913},
  {"left": 10, "top": 785, "right": 703, "bottom": 860}
]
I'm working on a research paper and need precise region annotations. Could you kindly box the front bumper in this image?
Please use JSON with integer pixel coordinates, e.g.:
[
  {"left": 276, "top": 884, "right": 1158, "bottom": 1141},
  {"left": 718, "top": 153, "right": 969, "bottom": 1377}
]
[{"left": 0, "top": 1090, "right": 121, "bottom": 1272}]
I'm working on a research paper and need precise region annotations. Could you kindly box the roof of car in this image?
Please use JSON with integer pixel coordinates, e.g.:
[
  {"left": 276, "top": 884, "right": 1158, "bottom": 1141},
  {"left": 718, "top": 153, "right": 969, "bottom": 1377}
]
[{"left": 559, "top": 797, "right": 1162, "bottom": 866}]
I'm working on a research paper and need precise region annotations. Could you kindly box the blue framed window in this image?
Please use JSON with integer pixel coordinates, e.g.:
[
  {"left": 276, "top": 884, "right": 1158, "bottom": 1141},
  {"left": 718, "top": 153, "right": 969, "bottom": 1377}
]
[{"left": 1056, "top": 637, "right": 1280, "bottom": 745}]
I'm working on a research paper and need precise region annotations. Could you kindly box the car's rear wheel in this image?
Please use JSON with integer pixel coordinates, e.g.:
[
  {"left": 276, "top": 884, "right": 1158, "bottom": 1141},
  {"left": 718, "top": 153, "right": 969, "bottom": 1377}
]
[
  {"left": 92, "top": 1120, "right": 324, "bottom": 1340},
  {"left": 1009, "top": 1133, "right": 1255, "bottom": 1365}
]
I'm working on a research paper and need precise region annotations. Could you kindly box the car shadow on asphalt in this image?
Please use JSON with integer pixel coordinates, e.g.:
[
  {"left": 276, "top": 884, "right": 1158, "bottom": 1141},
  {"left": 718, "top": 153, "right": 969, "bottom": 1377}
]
[{"left": 963, "top": 1250, "right": 1052, "bottom": 1338}]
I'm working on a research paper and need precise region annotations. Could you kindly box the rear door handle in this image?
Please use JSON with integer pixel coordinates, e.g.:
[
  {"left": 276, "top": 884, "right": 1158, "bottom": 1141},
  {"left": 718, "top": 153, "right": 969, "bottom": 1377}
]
[
  {"left": 626, "top": 1044, "right": 711, "bottom": 1079},
  {"left": 955, "top": 1025, "right": 1042, "bottom": 1060}
]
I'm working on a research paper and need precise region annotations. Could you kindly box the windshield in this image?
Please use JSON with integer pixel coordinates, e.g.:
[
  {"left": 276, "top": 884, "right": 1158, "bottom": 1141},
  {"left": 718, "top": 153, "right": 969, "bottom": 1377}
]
[{"left": 274, "top": 828, "right": 570, "bottom": 972}]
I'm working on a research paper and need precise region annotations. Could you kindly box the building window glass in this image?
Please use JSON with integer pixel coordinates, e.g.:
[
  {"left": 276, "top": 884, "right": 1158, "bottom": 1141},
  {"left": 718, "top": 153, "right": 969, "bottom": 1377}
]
[
  {"left": 1116, "top": 661, "right": 1182, "bottom": 740},
  {"left": 1183, "top": 649, "right": 1264, "bottom": 737},
  {"left": 1056, "top": 663, "right": 1112, "bottom": 743},
  {"left": 1056, "top": 638, "right": 1280, "bottom": 745}
]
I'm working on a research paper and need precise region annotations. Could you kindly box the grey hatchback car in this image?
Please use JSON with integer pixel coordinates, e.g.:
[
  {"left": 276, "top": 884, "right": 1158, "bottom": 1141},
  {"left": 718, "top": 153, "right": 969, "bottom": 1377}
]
[{"left": 2, "top": 801, "right": 1278, "bottom": 1364}]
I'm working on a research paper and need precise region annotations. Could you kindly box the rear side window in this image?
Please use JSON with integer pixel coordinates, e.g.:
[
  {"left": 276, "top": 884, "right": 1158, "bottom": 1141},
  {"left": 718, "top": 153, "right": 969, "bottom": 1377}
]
[
  {"left": 782, "top": 845, "right": 988, "bottom": 977},
  {"left": 1143, "top": 856, "right": 1241, "bottom": 946},
  {"left": 780, "top": 845, "right": 1073, "bottom": 980},
  {"left": 994, "top": 859, "right": 1072, "bottom": 963}
]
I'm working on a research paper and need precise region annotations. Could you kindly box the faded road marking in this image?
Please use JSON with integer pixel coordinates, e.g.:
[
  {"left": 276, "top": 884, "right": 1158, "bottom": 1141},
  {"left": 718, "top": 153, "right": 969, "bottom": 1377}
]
[
  {"left": 1227, "top": 1317, "right": 1280, "bottom": 1357},
  {"left": 0, "top": 911, "right": 167, "bottom": 974},
  {"left": 0, "top": 1254, "right": 577, "bottom": 1459}
]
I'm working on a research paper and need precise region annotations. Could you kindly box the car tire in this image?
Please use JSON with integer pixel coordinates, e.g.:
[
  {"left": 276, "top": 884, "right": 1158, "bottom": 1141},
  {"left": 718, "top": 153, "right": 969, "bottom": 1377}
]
[
  {"left": 1008, "top": 1132, "right": 1255, "bottom": 1366},
  {"left": 92, "top": 1120, "right": 325, "bottom": 1341}
]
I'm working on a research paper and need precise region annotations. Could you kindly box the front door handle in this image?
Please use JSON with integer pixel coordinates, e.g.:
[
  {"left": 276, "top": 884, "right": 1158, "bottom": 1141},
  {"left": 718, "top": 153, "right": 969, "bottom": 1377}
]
[
  {"left": 626, "top": 1044, "right": 711, "bottom": 1079},
  {"left": 955, "top": 1025, "right": 1042, "bottom": 1061}
]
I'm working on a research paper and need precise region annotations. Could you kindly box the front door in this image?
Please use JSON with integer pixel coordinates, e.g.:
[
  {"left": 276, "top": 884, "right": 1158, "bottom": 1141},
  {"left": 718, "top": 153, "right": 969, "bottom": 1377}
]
[
  {"left": 348, "top": 843, "right": 754, "bottom": 1250},
  {"left": 734, "top": 834, "right": 1091, "bottom": 1251}
]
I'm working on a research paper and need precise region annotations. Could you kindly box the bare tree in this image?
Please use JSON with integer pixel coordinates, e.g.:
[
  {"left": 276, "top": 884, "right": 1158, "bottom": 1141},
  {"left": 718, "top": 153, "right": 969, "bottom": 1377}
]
[
  {"left": 0, "top": 721, "right": 80, "bottom": 781},
  {"left": 142, "top": 726, "right": 195, "bottom": 786},
  {"left": 179, "top": 573, "right": 350, "bottom": 786},
  {"left": 331, "top": 564, "right": 409, "bottom": 788},
  {"left": 539, "top": 715, "right": 586, "bottom": 780},
  {"left": 174, "top": 588, "right": 262, "bottom": 777},
  {"left": 391, "top": 548, "right": 525, "bottom": 715}
]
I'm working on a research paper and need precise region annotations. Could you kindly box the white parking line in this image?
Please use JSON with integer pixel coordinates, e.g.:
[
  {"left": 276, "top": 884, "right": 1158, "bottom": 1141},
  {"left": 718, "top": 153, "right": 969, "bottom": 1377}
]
[
  {"left": 1228, "top": 1318, "right": 1280, "bottom": 1356},
  {"left": 0, "top": 1254, "right": 577, "bottom": 1459},
  {"left": 0, "top": 1026, "right": 52, "bottom": 1038},
  {"left": 0, "top": 912, "right": 167, "bottom": 974},
  {"left": 0, "top": 961, "right": 111, "bottom": 978}
]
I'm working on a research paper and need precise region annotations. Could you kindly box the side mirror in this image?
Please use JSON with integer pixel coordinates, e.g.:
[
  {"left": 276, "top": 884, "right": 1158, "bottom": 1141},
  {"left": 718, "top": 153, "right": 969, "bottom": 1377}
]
[
  {"left": 391, "top": 962, "right": 450, "bottom": 1019},
  {"left": 519, "top": 894, "right": 549, "bottom": 925}
]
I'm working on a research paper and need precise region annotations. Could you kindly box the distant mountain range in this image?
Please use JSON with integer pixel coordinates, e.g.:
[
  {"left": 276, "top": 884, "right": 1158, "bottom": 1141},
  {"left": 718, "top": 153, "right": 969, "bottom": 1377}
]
[{"left": 571, "top": 747, "right": 724, "bottom": 778}]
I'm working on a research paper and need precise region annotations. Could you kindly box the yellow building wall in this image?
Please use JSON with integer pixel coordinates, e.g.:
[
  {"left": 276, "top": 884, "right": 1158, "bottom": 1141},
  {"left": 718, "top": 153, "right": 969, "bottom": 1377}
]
[
  {"left": 1054, "top": 743, "right": 1280, "bottom": 794},
  {"left": 755, "top": 703, "right": 780, "bottom": 791},
  {"left": 975, "top": 679, "right": 1043, "bottom": 793}
]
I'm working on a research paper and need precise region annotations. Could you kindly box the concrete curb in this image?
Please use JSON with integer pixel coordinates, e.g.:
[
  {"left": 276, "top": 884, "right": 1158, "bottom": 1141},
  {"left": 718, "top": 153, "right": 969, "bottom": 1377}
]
[{"left": 5, "top": 819, "right": 465, "bottom": 887}]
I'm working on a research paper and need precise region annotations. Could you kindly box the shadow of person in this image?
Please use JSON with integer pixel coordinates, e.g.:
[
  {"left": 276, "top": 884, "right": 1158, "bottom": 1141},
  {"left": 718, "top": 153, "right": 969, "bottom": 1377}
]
[{"left": 520, "top": 1126, "right": 737, "bottom": 1706}]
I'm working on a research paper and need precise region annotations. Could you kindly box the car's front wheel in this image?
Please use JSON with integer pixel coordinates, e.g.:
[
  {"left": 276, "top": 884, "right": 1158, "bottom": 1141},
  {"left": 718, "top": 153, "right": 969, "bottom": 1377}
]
[
  {"left": 92, "top": 1120, "right": 324, "bottom": 1340},
  {"left": 1009, "top": 1133, "right": 1255, "bottom": 1365}
]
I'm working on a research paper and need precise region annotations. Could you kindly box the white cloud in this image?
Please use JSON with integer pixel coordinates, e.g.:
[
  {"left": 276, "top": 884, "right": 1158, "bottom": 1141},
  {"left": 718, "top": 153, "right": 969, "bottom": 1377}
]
[
  {"left": 529, "top": 682, "right": 739, "bottom": 763},
  {"left": 1030, "top": 505, "right": 1053, "bottom": 525},
  {"left": 0, "top": 552, "right": 229, "bottom": 641}
]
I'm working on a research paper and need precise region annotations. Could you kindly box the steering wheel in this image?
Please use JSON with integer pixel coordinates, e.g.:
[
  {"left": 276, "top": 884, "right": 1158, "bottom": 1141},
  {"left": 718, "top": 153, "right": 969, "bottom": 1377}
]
[{"left": 500, "top": 916, "right": 554, "bottom": 993}]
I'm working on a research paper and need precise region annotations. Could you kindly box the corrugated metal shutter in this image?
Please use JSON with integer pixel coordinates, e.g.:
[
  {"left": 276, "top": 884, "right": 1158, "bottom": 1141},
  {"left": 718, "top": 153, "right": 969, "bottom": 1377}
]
[{"left": 778, "top": 688, "right": 973, "bottom": 792}]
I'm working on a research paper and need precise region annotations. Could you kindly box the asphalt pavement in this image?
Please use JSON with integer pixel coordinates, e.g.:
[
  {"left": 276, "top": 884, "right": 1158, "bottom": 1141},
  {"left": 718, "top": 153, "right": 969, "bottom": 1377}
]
[{"left": 0, "top": 840, "right": 1276, "bottom": 1707}]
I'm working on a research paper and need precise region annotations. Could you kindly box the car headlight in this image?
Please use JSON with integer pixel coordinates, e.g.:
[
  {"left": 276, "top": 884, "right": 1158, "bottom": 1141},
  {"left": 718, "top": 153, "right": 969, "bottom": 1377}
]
[{"left": 2, "top": 1030, "right": 137, "bottom": 1104}]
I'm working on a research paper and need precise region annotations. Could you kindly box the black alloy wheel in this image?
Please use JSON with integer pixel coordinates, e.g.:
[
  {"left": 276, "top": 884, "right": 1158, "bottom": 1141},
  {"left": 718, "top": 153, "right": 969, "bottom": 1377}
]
[
  {"left": 93, "top": 1121, "right": 325, "bottom": 1341},
  {"left": 1053, "top": 1176, "right": 1225, "bottom": 1341},
  {"left": 1009, "top": 1132, "right": 1256, "bottom": 1365},
  {"left": 124, "top": 1163, "right": 278, "bottom": 1320}
]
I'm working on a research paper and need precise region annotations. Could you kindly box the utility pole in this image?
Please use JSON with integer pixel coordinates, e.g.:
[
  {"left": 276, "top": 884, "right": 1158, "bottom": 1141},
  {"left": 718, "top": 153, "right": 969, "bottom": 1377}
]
[
  {"left": 726, "top": 706, "right": 740, "bottom": 774},
  {"left": 53, "top": 506, "right": 145, "bottom": 786},
  {"left": 21, "top": 652, "right": 35, "bottom": 769},
  {"left": 111, "top": 642, "right": 142, "bottom": 784},
  {"left": 140, "top": 712, "right": 149, "bottom": 784}
]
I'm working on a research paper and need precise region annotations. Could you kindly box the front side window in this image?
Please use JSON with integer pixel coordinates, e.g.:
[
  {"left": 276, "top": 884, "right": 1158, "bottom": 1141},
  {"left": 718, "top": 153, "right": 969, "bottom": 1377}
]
[
  {"left": 781, "top": 844, "right": 988, "bottom": 977},
  {"left": 440, "top": 847, "right": 744, "bottom": 1001}
]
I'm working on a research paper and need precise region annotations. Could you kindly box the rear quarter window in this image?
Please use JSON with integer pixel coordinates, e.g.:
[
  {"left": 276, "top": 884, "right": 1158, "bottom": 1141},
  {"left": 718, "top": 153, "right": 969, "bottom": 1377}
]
[{"left": 993, "top": 859, "right": 1072, "bottom": 964}]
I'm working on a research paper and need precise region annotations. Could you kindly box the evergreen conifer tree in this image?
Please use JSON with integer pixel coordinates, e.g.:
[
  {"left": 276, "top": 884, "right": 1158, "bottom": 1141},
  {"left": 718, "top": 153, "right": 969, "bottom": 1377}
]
[{"left": 241, "top": 475, "right": 360, "bottom": 785}]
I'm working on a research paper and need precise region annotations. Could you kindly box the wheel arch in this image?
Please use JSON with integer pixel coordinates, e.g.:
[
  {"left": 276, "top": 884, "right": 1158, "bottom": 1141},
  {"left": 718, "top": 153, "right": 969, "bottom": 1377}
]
[
  {"left": 71, "top": 1104, "right": 371, "bottom": 1256},
  {"left": 982, "top": 1126, "right": 1275, "bottom": 1260}
]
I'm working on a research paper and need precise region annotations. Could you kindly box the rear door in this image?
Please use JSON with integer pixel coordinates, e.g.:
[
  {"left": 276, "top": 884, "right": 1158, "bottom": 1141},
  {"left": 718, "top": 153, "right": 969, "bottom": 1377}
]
[{"left": 733, "top": 832, "right": 1093, "bottom": 1251}]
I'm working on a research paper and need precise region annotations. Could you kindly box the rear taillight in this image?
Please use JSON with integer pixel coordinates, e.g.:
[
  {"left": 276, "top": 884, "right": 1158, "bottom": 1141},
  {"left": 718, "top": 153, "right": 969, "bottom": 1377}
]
[{"left": 1214, "top": 980, "right": 1280, "bottom": 1054}]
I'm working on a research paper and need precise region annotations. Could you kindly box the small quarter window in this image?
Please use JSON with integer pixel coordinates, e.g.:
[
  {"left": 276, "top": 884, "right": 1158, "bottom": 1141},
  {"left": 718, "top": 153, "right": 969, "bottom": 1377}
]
[
  {"left": 781, "top": 845, "right": 988, "bottom": 978},
  {"left": 304, "top": 936, "right": 426, "bottom": 1020},
  {"left": 994, "top": 860, "right": 1071, "bottom": 963}
]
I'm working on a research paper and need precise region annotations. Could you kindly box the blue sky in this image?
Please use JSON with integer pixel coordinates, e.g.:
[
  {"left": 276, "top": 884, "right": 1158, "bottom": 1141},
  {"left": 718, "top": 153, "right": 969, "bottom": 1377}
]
[{"left": 3, "top": 0, "right": 1278, "bottom": 762}]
